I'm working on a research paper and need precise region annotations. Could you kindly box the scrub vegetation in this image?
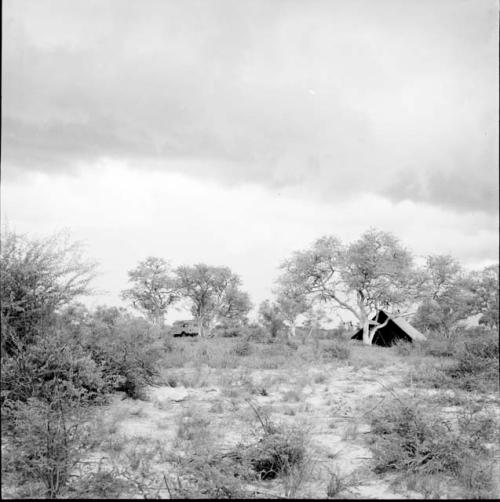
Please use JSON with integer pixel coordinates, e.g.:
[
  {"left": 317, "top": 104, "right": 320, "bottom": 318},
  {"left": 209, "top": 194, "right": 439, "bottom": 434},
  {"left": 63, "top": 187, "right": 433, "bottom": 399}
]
[{"left": 1, "top": 228, "right": 498, "bottom": 499}]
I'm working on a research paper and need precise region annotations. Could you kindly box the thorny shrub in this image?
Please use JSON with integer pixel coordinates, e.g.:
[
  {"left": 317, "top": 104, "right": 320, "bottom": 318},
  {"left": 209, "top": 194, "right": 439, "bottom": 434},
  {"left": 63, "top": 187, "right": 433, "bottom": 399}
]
[
  {"left": 369, "top": 398, "right": 498, "bottom": 497},
  {"left": 241, "top": 401, "right": 308, "bottom": 481},
  {"left": 408, "top": 328, "right": 499, "bottom": 393},
  {"left": 80, "top": 312, "right": 163, "bottom": 399},
  {"left": 3, "top": 391, "right": 93, "bottom": 499},
  {"left": 1, "top": 328, "right": 109, "bottom": 415},
  {"left": 247, "top": 428, "right": 307, "bottom": 480},
  {"left": 167, "top": 451, "right": 253, "bottom": 498}
]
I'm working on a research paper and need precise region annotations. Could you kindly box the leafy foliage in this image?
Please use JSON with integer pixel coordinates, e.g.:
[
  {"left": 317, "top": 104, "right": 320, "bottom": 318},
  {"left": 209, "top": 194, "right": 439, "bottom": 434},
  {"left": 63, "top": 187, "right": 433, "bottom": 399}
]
[
  {"left": 258, "top": 300, "right": 286, "bottom": 338},
  {"left": 76, "top": 306, "right": 164, "bottom": 399},
  {"left": 413, "top": 255, "right": 474, "bottom": 335},
  {"left": 1, "top": 328, "right": 107, "bottom": 409},
  {"left": 4, "top": 395, "right": 93, "bottom": 499},
  {"left": 1, "top": 326, "right": 101, "bottom": 498},
  {"left": 407, "top": 327, "right": 499, "bottom": 394},
  {"left": 274, "top": 285, "right": 311, "bottom": 338},
  {"left": 176, "top": 263, "right": 251, "bottom": 336},
  {"left": 444, "top": 329, "right": 499, "bottom": 393},
  {"left": 469, "top": 264, "right": 499, "bottom": 329},
  {"left": 121, "top": 257, "right": 178, "bottom": 326},
  {"left": 0, "top": 228, "right": 97, "bottom": 353},
  {"left": 279, "top": 229, "right": 419, "bottom": 344}
]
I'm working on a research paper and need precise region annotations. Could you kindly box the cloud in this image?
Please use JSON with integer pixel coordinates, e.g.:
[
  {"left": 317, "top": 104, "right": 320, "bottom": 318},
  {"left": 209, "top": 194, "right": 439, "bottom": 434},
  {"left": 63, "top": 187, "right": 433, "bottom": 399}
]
[
  {"left": 2, "top": 163, "right": 498, "bottom": 319},
  {"left": 2, "top": 0, "right": 498, "bottom": 213}
]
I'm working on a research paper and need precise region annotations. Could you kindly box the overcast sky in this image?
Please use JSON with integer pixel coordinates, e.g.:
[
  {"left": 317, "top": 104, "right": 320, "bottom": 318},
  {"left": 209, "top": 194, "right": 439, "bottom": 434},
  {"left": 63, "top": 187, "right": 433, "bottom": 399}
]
[{"left": 2, "top": 0, "right": 498, "bottom": 322}]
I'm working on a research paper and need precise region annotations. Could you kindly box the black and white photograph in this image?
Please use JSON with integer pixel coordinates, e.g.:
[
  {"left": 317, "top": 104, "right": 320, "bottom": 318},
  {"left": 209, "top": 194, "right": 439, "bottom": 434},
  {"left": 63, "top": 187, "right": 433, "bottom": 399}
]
[{"left": 1, "top": 0, "right": 499, "bottom": 499}]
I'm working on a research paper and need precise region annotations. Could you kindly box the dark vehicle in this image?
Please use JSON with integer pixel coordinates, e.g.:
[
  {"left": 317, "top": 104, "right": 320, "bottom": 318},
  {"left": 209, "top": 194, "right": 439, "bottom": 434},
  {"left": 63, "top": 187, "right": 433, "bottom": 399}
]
[{"left": 171, "top": 320, "right": 199, "bottom": 337}]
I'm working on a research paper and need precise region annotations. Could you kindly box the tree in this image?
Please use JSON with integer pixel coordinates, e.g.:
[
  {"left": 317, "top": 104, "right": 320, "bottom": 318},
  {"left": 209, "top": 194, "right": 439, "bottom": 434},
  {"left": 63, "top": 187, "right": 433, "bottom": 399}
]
[
  {"left": 0, "top": 228, "right": 97, "bottom": 352},
  {"left": 121, "top": 257, "right": 178, "bottom": 326},
  {"left": 413, "top": 255, "right": 473, "bottom": 335},
  {"left": 303, "top": 306, "right": 330, "bottom": 338},
  {"left": 279, "top": 229, "right": 419, "bottom": 345},
  {"left": 258, "top": 300, "right": 285, "bottom": 339},
  {"left": 274, "top": 284, "right": 311, "bottom": 338},
  {"left": 216, "top": 286, "right": 252, "bottom": 331},
  {"left": 468, "top": 264, "right": 499, "bottom": 329},
  {"left": 176, "top": 264, "right": 251, "bottom": 337}
]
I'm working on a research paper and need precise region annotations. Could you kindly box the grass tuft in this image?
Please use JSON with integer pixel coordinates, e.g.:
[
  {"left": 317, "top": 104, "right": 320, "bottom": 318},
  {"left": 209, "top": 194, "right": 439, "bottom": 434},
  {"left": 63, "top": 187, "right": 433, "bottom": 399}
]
[{"left": 321, "top": 339, "right": 351, "bottom": 360}]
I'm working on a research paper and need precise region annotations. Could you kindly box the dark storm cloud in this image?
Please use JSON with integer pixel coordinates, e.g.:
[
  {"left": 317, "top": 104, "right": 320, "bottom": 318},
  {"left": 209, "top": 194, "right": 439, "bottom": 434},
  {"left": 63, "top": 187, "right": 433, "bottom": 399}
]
[{"left": 2, "top": 0, "right": 498, "bottom": 213}]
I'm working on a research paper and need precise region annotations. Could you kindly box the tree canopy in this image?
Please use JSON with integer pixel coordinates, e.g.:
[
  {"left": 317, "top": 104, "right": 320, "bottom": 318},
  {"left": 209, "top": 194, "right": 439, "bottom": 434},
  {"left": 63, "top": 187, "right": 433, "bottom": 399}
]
[
  {"left": 176, "top": 264, "right": 251, "bottom": 336},
  {"left": 468, "top": 264, "right": 499, "bottom": 329},
  {"left": 413, "top": 255, "right": 473, "bottom": 335},
  {"left": 279, "top": 229, "right": 419, "bottom": 344},
  {"left": 258, "top": 300, "right": 285, "bottom": 339},
  {"left": 121, "top": 257, "right": 178, "bottom": 326},
  {"left": 1, "top": 229, "right": 97, "bottom": 352}
]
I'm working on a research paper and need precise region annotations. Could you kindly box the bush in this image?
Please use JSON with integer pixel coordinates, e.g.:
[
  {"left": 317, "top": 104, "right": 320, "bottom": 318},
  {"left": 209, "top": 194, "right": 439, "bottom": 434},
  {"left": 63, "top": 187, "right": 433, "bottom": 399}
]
[
  {"left": 232, "top": 339, "right": 252, "bottom": 356},
  {"left": 1, "top": 327, "right": 108, "bottom": 410},
  {"left": 408, "top": 328, "right": 499, "bottom": 394},
  {"left": 0, "top": 325, "right": 109, "bottom": 498},
  {"left": 72, "top": 468, "right": 133, "bottom": 499},
  {"left": 247, "top": 427, "right": 306, "bottom": 480},
  {"left": 444, "top": 330, "right": 499, "bottom": 393},
  {"left": 461, "top": 328, "right": 498, "bottom": 359},
  {"left": 81, "top": 313, "right": 163, "bottom": 399},
  {"left": 371, "top": 402, "right": 459, "bottom": 475},
  {"left": 241, "top": 401, "right": 308, "bottom": 481},
  {"left": 369, "top": 399, "right": 498, "bottom": 497},
  {"left": 239, "top": 324, "right": 269, "bottom": 342},
  {"left": 321, "top": 338, "right": 351, "bottom": 360},
  {"left": 0, "top": 229, "right": 96, "bottom": 354},
  {"left": 168, "top": 450, "right": 252, "bottom": 498},
  {"left": 3, "top": 390, "right": 93, "bottom": 498},
  {"left": 421, "top": 335, "right": 457, "bottom": 358}
]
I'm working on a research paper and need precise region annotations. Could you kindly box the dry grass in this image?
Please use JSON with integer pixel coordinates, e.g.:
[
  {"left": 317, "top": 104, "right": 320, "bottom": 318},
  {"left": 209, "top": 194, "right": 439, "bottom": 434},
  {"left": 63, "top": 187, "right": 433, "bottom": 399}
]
[
  {"left": 326, "top": 468, "right": 359, "bottom": 498},
  {"left": 7, "top": 330, "right": 498, "bottom": 499},
  {"left": 282, "top": 389, "right": 303, "bottom": 402},
  {"left": 367, "top": 394, "right": 499, "bottom": 498}
]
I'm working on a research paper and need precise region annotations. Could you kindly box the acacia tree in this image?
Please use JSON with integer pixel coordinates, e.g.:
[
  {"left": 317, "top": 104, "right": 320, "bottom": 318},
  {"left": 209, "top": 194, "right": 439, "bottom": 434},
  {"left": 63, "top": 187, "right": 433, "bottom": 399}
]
[
  {"left": 258, "top": 300, "right": 285, "bottom": 339},
  {"left": 216, "top": 286, "right": 252, "bottom": 331},
  {"left": 413, "top": 255, "right": 474, "bottom": 335},
  {"left": 121, "top": 257, "right": 178, "bottom": 326},
  {"left": 468, "top": 264, "right": 499, "bottom": 329},
  {"left": 0, "top": 228, "right": 97, "bottom": 352},
  {"left": 279, "top": 229, "right": 419, "bottom": 345},
  {"left": 274, "top": 285, "right": 311, "bottom": 338},
  {"left": 303, "top": 306, "right": 331, "bottom": 338},
  {"left": 176, "top": 264, "right": 251, "bottom": 337}
]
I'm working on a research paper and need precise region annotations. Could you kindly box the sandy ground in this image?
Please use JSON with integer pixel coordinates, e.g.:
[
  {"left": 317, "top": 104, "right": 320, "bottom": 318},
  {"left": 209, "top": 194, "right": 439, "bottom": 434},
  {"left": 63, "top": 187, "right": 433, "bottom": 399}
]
[{"left": 91, "top": 360, "right": 427, "bottom": 499}]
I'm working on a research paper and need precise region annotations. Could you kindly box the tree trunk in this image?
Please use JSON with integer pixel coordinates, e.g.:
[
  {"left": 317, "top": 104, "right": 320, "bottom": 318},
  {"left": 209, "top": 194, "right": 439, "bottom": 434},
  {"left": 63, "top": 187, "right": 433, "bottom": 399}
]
[
  {"left": 365, "top": 316, "right": 391, "bottom": 345},
  {"left": 356, "top": 293, "right": 372, "bottom": 345},
  {"left": 205, "top": 318, "right": 215, "bottom": 338},
  {"left": 197, "top": 318, "right": 204, "bottom": 337},
  {"left": 149, "top": 310, "right": 164, "bottom": 327},
  {"left": 362, "top": 319, "right": 372, "bottom": 345}
]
